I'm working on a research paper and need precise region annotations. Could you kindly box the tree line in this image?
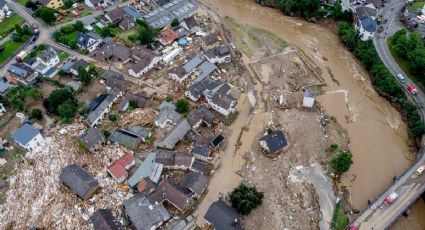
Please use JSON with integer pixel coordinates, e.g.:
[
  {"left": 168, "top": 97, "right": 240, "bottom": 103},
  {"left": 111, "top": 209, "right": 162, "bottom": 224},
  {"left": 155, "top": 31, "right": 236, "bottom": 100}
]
[{"left": 338, "top": 22, "right": 425, "bottom": 139}]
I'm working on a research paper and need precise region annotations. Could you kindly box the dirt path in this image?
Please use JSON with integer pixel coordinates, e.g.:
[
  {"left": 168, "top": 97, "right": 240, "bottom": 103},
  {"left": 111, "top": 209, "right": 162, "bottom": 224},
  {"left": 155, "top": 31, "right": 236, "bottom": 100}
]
[{"left": 201, "top": 0, "right": 413, "bottom": 211}]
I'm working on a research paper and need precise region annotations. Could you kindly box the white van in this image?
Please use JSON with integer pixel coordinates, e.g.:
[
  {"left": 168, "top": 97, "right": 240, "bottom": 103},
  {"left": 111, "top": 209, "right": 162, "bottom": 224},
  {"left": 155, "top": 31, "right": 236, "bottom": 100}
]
[{"left": 397, "top": 73, "right": 406, "bottom": 83}]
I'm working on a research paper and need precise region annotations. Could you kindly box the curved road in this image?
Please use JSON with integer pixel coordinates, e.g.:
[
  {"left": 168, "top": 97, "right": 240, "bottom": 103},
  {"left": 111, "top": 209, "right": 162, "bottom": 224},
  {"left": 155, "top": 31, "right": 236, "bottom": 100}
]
[{"left": 353, "top": 0, "right": 425, "bottom": 229}]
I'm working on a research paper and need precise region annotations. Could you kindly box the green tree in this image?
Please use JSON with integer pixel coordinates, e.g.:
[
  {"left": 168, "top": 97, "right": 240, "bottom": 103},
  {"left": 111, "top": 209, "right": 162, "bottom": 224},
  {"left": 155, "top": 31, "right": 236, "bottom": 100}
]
[
  {"left": 171, "top": 18, "right": 179, "bottom": 27},
  {"left": 229, "top": 183, "right": 264, "bottom": 215},
  {"left": 46, "top": 88, "right": 75, "bottom": 114},
  {"left": 138, "top": 26, "right": 155, "bottom": 45},
  {"left": 79, "top": 104, "right": 90, "bottom": 115},
  {"left": 99, "top": 27, "right": 115, "bottom": 37},
  {"left": 108, "top": 114, "right": 118, "bottom": 121},
  {"left": 64, "top": 0, "right": 73, "bottom": 9},
  {"left": 175, "top": 99, "right": 189, "bottom": 113},
  {"left": 58, "top": 99, "right": 77, "bottom": 119},
  {"left": 128, "top": 100, "right": 138, "bottom": 109},
  {"left": 73, "top": 20, "right": 85, "bottom": 32},
  {"left": 31, "top": 108, "right": 43, "bottom": 120},
  {"left": 78, "top": 67, "right": 92, "bottom": 85},
  {"left": 330, "top": 150, "right": 353, "bottom": 174},
  {"left": 35, "top": 8, "right": 56, "bottom": 24}
]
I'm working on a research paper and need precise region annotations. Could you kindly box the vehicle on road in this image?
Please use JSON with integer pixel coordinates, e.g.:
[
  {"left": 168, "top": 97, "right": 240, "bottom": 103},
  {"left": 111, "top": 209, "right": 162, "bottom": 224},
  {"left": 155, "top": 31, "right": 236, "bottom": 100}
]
[
  {"left": 396, "top": 73, "right": 406, "bottom": 83},
  {"left": 416, "top": 165, "right": 425, "bottom": 175},
  {"left": 348, "top": 225, "right": 358, "bottom": 230},
  {"left": 384, "top": 192, "right": 399, "bottom": 206},
  {"left": 33, "top": 27, "right": 39, "bottom": 35},
  {"left": 407, "top": 85, "right": 418, "bottom": 95},
  {"left": 71, "top": 11, "right": 79, "bottom": 17},
  {"left": 15, "top": 51, "right": 27, "bottom": 62}
]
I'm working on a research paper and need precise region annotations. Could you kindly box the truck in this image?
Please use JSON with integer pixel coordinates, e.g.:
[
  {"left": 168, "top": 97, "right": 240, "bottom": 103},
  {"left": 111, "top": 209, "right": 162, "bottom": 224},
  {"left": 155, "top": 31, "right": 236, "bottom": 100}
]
[
  {"left": 384, "top": 192, "right": 399, "bottom": 206},
  {"left": 15, "top": 51, "right": 28, "bottom": 62}
]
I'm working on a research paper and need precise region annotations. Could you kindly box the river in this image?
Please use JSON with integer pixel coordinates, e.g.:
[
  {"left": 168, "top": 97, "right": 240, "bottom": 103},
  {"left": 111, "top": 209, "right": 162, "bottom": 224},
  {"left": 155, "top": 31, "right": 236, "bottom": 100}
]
[{"left": 201, "top": 0, "right": 415, "bottom": 217}]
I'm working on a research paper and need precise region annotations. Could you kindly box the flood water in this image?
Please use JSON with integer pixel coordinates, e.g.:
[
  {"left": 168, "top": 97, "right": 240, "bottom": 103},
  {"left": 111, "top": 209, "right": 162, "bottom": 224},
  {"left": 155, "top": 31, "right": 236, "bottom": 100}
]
[{"left": 201, "top": 0, "right": 414, "bottom": 215}]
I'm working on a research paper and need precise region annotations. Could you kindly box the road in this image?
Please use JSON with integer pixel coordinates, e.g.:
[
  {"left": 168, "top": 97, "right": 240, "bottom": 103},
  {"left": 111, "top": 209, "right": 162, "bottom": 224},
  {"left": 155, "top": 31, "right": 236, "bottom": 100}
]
[{"left": 352, "top": 1, "right": 425, "bottom": 229}]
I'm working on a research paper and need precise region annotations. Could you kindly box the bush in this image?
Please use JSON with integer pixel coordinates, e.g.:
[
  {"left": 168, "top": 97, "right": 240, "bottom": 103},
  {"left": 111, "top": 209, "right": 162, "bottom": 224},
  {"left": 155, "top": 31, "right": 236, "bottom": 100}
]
[
  {"left": 35, "top": 7, "right": 56, "bottom": 24},
  {"left": 129, "top": 100, "right": 138, "bottom": 109},
  {"left": 330, "top": 150, "right": 353, "bottom": 174},
  {"left": 175, "top": 99, "right": 189, "bottom": 113},
  {"left": 31, "top": 108, "right": 43, "bottom": 120},
  {"left": 165, "top": 95, "right": 173, "bottom": 102},
  {"left": 171, "top": 18, "right": 179, "bottom": 27},
  {"left": 108, "top": 114, "right": 118, "bottom": 121},
  {"left": 229, "top": 183, "right": 264, "bottom": 215}
]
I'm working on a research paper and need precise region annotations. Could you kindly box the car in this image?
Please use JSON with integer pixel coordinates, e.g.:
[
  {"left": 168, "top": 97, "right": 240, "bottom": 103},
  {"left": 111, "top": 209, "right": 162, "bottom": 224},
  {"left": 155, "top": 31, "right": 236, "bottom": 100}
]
[
  {"left": 416, "top": 165, "right": 425, "bottom": 175},
  {"left": 396, "top": 73, "right": 406, "bottom": 83},
  {"left": 31, "top": 13, "right": 36, "bottom": 18},
  {"left": 407, "top": 85, "right": 418, "bottom": 95}
]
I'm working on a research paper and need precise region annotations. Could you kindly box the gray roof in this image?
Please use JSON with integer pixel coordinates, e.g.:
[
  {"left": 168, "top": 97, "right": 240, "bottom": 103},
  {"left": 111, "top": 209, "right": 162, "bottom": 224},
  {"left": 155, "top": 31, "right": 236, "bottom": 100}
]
[
  {"left": 204, "top": 45, "right": 230, "bottom": 59},
  {"left": 12, "top": 124, "right": 40, "bottom": 146},
  {"left": 195, "top": 61, "right": 217, "bottom": 82},
  {"left": 128, "top": 125, "right": 151, "bottom": 139},
  {"left": 120, "top": 93, "right": 148, "bottom": 110},
  {"left": 182, "top": 172, "right": 209, "bottom": 196},
  {"left": 156, "top": 109, "right": 182, "bottom": 126},
  {"left": 76, "top": 32, "right": 101, "bottom": 49},
  {"left": 355, "top": 5, "right": 377, "bottom": 18},
  {"left": 128, "top": 152, "right": 156, "bottom": 188},
  {"left": 259, "top": 130, "right": 287, "bottom": 154},
  {"left": 159, "top": 101, "right": 176, "bottom": 111},
  {"left": 187, "top": 106, "right": 214, "bottom": 127},
  {"left": 156, "top": 118, "right": 191, "bottom": 149},
  {"left": 0, "top": 80, "right": 10, "bottom": 94},
  {"left": 38, "top": 47, "right": 58, "bottom": 63},
  {"left": 204, "top": 200, "right": 243, "bottom": 230},
  {"left": 123, "top": 194, "right": 170, "bottom": 230},
  {"left": 70, "top": 59, "right": 89, "bottom": 72},
  {"left": 0, "top": 0, "right": 7, "bottom": 9},
  {"left": 67, "top": 81, "right": 82, "bottom": 91},
  {"left": 101, "top": 70, "right": 122, "bottom": 79},
  {"left": 87, "top": 87, "right": 121, "bottom": 126},
  {"left": 143, "top": 0, "right": 198, "bottom": 28},
  {"left": 79, "top": 128, "right": 104, "bottom": 150},
  {"left": 191, "top": 159, "right": 209, "bottom": 174},
  {"left": 59, "top": 164, "right": 99, "bottom": 199},
  {"left": 186, "top": 77, "right": 222, "bottom": 100},
  {"left": 183, "top": 16, "right": 198, "bottom": 30},
  {"left": 61, "top": 60, "right": 75, "bottom": 73},
  {"left": 183, "top": 54, "right": 203, "bottom": 73},
  {"left": 8, "top": 63, "right": 34, "bottom": 78},
  {"left": 360, "top": 16, "right": 377, "bottom": 33},
  {"left": 191, "top": 145, "right": 210, "bottom": 158},
  {"left": 123, "top": 6, "right": 142, "bottom": 20},
  {"left": 208, "top": 92, "right": 236, "bottom": 111},
  {"left": 110, "top": 129, "right": 141, "bottom": 149},
  {"left": 92, "top": 42, "right": 131, "bottom": 62},
  {"left": 106, "top": 7, "right": 126, "bottom": 23},
  {"left": 91, "top": 209, "right": 123, "bottom": 230},
  {"left": 202, "top": 33, "right": 218, "bottom": 47}
]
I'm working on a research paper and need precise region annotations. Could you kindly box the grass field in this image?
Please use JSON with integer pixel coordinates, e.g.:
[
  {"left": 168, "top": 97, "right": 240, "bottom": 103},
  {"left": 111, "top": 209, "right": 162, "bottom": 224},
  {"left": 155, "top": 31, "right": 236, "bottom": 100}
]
[
  {"left": 387, "top": 36, "right": 425, "bottom": 91},
  {"left": 17, "top": 0, "right": 28, "bottom": 5},
  {"left": 59, "top": 51, "right": 69, "bottom": 61},
  {"left": 0, "top": 40, "right": 24, "bottom": 65},
  {"left": 331, "top": 202, "right": 349, "bottom": 230},
  {"left": 407, "top": 1, "right": 425, "bottom": 12},
  {"left": 0, "top": 14, "right": 24, "bottom": 37}
]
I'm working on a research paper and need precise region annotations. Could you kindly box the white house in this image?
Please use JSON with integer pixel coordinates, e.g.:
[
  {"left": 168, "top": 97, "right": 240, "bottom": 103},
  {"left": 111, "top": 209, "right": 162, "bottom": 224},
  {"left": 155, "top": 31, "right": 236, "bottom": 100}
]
[
  {"left": 162, "top": 47, "right": 183, "bottom": 64},
  {"left": 12, "top": 124, "right": 44, "bottom": 151},
  {"left": 204, "top": 45, "right": 231, "bottom": 64},
  {"left": 85, "top": 0, "right": 110, "bottom": 9},
  {"left": 87, "top": 87, "right": 123, "bottom": 127},
  {"left": 76, "top": 32, "right": 102, "bottom": 53},
  {"left": 32, "top": 47, "right": 60, "bottom": 75},
  {"left": 207, "top": 92, "right": 237, "bottom": 116},
  {"left": 128, "top": 56, "right": 160, "bottom": 78},
  {"left": 354, "top": 3, "right": 377, "bottom": 41},
  {"left": 0, "top": 0, "right": 10, "bottom": 22}
]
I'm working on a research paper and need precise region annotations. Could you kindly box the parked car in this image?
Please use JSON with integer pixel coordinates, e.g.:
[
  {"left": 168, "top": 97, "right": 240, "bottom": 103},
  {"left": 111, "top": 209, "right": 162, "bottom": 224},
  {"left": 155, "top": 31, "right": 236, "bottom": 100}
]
[
  {"left": 384, "top": 192, "right": 399, "bottom": 206},
  {"left": 416, "top": 165, "right": 425, "bottom": 175},
  {"left": 407, "top": 85, "right": 418, "bottom": 95},
  {"left": 396, "top": 73, "right": 406, "bottom": 83}
]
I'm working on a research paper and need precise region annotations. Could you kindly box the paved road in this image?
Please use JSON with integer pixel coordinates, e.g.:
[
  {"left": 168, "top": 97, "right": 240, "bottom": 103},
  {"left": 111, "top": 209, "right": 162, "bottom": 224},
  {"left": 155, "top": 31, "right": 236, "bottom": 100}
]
[{"left": 352, "top": 1, "right": 425, "bottom": 229}]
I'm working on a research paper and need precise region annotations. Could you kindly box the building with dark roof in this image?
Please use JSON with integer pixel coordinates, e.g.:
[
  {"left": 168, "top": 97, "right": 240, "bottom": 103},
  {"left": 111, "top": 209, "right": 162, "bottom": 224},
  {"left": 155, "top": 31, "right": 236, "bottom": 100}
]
[
  {"left": 204, "top": 199, "right": 243, "bottom": 230},
  {"left": 259, "top": 130, "right": 288, "bottom": 156},
  {"left": 91, "top": 209, "right": 123, "bottom": 230},
  {"left": 110, "top": 128, "right": 141, "bottom": 149},
  {"left": 182, "top": 16, "right": 200, "bottom": 33},
  {"left": 87, "top": 87, "right": 123, "bottom": 127},
  {"left": 155, "top": 118, "right": 191, "bottom": 150},
  {"left": 76, "top": 32, "right": 102, "bottom": 53},
  {"left": 182, "top": 172, "right": 209, "bottom": 197},
  {"left": 204, "top": 45, "right": 231, "bottom": 64},
  {"left": 202, "top": 33, "right": 219, "bottom": 48},
  {"left": 128, "top": 46, "right": 160, "bottom": 78},
  {"left": 7, "top": 63, "right": 39, "bottom": 85},
  {"left": 148, "top": 180, "right": 195, "bottom": 212},
  {"left": 59, "top": 164, "right": 100, "bottom": 200},
  {"left": 191, "top": 145, "right": 211, "bottom": 162},
  {"left": 187, "top": 106, "right": 215, "bottom": 129},
  {"left": 79, "top": 128, "right": 105, "bottom": 153},
  {"left": 92, "top": 42, "right": 131, "bottom": 63}
]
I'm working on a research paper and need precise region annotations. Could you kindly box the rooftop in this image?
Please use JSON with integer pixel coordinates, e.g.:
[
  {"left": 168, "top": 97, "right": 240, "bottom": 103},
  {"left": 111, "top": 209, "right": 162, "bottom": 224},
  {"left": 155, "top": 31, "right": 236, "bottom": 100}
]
[
  {"left": 59, "top": 164, "right": 99, "bottom": 199},
  {"left": 12, "top": 124, "right": 40, "bottom": 146},
  {"left": 259, "top": 130, "right": 288, "bottom": 154},
  {"left": 204, "top": 199, "right": 243, "bottom": 230}
]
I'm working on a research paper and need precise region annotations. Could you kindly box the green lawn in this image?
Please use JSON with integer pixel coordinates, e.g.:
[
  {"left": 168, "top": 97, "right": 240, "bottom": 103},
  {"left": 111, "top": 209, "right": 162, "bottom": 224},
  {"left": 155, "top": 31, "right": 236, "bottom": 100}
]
[
  {"left": 0, "top": 14, "right": 24, "bottom": 37},
  {"left": 387, "top": 36, "right": 425, "bottom": 91},
  {"left": 331, "top": 202, "right": 349, "bottom": 230},
  {"left": 0, "top": 40, "right": 24, "bottom": 64},
  {"left": 67, "top": 31, "right": 79, "bottom": 42},
  {"left": 17, "top": 0, "right": 28, "bottom": 5},
  {"left": 407, "top": 1, "right": 425, "bottom": 12},
  {"left": 59, "top": 51, "right": 69, "bottom": 61}
]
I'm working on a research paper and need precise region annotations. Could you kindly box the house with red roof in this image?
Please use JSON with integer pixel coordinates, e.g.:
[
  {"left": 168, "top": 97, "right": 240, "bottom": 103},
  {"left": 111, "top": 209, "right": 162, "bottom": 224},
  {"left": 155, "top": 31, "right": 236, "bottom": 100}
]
[
  {"left": 107, "top": 153, "right": 135, "bottom": 183},
  {"left": 158, "top": 27, "right": 179, "bottom": 46}
]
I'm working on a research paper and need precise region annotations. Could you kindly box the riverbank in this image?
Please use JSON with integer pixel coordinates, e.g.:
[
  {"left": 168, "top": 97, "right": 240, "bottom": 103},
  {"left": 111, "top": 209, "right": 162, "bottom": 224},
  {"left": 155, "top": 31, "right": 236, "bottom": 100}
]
[{"left": 201, "top": 0, "right": 413, "bottom": 212}]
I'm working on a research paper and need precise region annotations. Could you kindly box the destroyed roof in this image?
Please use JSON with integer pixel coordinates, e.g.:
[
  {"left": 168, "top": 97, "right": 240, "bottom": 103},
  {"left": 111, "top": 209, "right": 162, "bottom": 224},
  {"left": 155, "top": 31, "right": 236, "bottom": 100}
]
[
  {"left": 187, "top": 106, "right": 214, "bottom": 127},
  {"left": 204, "top": 200, "right": 243, "bottom": 230},
  {"left": 110, "top": 129, "right": 141, "bottom": 149},
  {"left": 118, "top": 18, "right": 134, "bottom": 31},
  {"left": 196, "top": 61, "right": 217, "bottom": 82},
  {"left": 38, "top": 47, "right": 58, "bottom": 63},
  {"left": 156, "top": 118, "right": 191, "bottom": 149},
  {"left": 204, "top": 45, "right": 230, "bottom": 59},
  {"left": 122, "top": 93, "right": 149, "bottom": 108},
  {"left": 156, "top": 109, "right": 182, "bottom": 126},
  {"left": 59, "top": 164, "right": 99, "bottom": 199},
  {"left": 160, "top": 27, "right": 179, "bottom": 45},
  {"left": 101, "top": 70, "right": 123, "bottom": 79},
  {"left": 191, "top": 145, "right": 210, "bottom": 158},
  {"left": 91, "top": 209, "right": 123, "bottom": 230},
  {"left": 123, "top": 194, "right": 171, "bottom": 230},
  {"left": 87, "top": 87, "right": 121, "bottom": 126},
  {"left": 202, "top": 33, "right": 218, "bottom": 46},
  {"left": 186, "top": 77, "right": 222, "bottom": 100},
  {"left": 259, "top": 130, "right": 287, "bottom": 154},
  {"left": 355, "top": 4, "right": 377, "bottom": 19},
  {"left": 182, "top": 172, "right": 209, "bottom": 196},
  {"left": 12, "top": 124, "right": 40, "bottom": 146},
  {"left": 148, "top": 180, "right": 194, "bottom": 212},
  {"left": 128, "top": 125, "right": 151, "bottom": 138},
  {"left": 184, "top": 16, "right": 198, "bottom": 30},
  {"left": 79, "top": 128, "right": 104, "bottom": 150},
  {"left": 104, "top": 74, "right": 128, "bottom": 91},
  {"left": 128, "top": 152, "right": 156, "bottom": 187},
  {"left": 215, "top": 82, "right": 232, "bottom": 95},
  {"left": 183, "top": 54, "right": 203, "bottom": 73},
  {"left": 137, "top": 177, "right": 157, "bottom": 194},
  {"left": 169, "top": 66, "right": 187, "bottom": 79}
]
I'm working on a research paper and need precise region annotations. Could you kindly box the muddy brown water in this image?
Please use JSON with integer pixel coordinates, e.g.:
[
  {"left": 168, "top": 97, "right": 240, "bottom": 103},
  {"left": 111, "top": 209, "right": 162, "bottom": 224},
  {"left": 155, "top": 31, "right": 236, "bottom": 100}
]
[{"left": 202, "top": 0, "right": 415, "bottom": 215}]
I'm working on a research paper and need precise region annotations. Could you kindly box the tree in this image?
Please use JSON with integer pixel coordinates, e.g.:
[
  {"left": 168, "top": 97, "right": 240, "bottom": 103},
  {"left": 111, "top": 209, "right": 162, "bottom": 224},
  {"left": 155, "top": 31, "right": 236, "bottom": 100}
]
[
  {"left": 138, "top": 26, "right": 155, "bottom": 45},
  {"left": 108, "top": 114, "right": 118, "bottom": 121},
  {"left": 35, "top": 8, "right": 56, "bottom": 24},
  {"left": 64, "top": 0, "right": 73, "bottom": 9},
  {"left": 46, "top": 88, "right": 75, "bottom": 114},
  {"left": 78, "top": 67, "right": 92, "bottom": 85},
  {"left": 229, "top": 183, "right": 264, "bottom": 215},
  {"left": 73, "top": 20, "right": 85, "bottom": 32},
  {"left": 175, "top": 99, "right": 189, "bottom": 113},
  {"left": 58, "top": 99, "right": 77, "bottom": 119},
  {"left": 31, "top": 108, "right": 43, "bottom": 120},
  {"left": 79, "top": 104, "right": 90, "bottom": 115},
  {"left": 330, "top": 150, "right": 353, "bottom": 174},
  {"left": 128, "top": 100, "right": 138, "bottom": 109},
  {"left": 99, "top": 26, "right": 115, "bottom": 37},
  {"left": 171, "top": 18, "right": 179, "bottom": 27},
  {"left": 165, "top": 95, "right": 173, "bottom": 102}
]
